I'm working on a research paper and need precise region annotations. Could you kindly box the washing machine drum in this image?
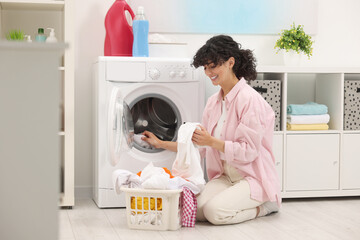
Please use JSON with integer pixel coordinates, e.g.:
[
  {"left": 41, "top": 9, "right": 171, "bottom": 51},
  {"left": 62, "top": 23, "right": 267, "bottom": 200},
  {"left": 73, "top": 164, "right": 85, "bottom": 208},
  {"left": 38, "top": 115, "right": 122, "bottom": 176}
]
[{"left": 130, "top": 95, "right": 182, "bottom": 152}]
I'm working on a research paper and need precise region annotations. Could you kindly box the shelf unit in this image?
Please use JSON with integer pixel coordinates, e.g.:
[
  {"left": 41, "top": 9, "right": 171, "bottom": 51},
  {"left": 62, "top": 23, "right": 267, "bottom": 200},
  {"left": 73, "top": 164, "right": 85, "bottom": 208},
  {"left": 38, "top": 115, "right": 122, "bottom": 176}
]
[
  {"left": 0, "top": 0, "right": 75, "bottom": 207},
  {"left": 257, "top": 66, "right": 360, "bottom": 198}
]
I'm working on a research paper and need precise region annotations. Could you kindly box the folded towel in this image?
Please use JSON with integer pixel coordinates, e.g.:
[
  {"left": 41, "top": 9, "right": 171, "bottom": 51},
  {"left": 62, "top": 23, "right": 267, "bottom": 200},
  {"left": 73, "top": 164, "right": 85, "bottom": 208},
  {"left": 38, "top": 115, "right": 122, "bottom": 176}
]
[
  {"left": 287, "top": 102, "right": 328, "bottom": 115},
  {"left": 287, "top": 114, "right": 330, "bottom": 124},
  {"left": 287, "top": 123, "right": 329, "bottom": 131}
]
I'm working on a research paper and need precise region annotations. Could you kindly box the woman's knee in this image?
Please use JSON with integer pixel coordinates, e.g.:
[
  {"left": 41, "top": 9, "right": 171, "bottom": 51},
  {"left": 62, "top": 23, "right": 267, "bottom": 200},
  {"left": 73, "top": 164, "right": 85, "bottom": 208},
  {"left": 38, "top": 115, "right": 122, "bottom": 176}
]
[{"left": 202, "top": 200, "right": 228, "bottom": 225}]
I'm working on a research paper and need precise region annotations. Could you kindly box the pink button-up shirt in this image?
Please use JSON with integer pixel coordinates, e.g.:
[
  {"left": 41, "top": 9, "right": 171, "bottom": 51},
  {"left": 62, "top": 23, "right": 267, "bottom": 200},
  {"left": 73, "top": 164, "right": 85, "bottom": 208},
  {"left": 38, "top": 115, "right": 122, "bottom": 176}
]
[{"left": 199, "top": 78, "right": 281, "bottom": 206}]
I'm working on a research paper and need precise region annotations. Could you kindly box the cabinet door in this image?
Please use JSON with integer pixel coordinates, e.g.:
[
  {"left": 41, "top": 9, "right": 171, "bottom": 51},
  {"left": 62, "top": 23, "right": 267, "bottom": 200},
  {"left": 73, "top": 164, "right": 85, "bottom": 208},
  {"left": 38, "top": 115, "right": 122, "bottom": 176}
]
[
  {"left": 286, "top": 134, "right": 340, "bottom": 191},
  {"left": 273, "top": 134, "right": 283, "bottom": 191},
  {"left": 342, "top": 134, "right": 360, "bottom": 189}
]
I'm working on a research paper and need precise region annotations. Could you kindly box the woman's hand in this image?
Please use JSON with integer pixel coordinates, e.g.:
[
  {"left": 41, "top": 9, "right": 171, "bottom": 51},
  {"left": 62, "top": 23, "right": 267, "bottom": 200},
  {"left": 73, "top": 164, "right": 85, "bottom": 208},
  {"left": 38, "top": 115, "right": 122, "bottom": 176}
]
[
  {"left": 141, "top": 131, "right": 163, "bottom": 149},
  {"left": 192, "top": 125, "right": 225, "bottom": 153},
  {"left": 192, "top": 125, "right": 213, "bottom": 146}
]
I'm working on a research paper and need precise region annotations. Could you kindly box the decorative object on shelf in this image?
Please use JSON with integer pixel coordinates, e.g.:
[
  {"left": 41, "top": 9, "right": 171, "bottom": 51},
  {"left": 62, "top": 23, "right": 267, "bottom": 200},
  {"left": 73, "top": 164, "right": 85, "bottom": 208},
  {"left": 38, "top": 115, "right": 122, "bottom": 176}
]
[
  {"left": 6, "top": 29, "right": 25, "bottom": 41},
  {"left": 274, "top": 23, "right": 314, "bottom": 65},
  {"left": 249, "top": 80, "right": 282, "bottom": 131},
  {"left": 35, "top": 28, "right": 47, "bottom": 42},
  {"left": 344, "top": 80, "right": 360, "bottom": 130}
]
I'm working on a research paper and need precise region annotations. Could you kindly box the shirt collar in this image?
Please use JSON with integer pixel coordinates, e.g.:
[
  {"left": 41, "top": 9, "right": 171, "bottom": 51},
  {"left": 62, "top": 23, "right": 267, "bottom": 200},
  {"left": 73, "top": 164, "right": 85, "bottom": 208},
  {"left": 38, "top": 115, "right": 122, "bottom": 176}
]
[{"left": 216, "top": 78, "right": 247, "bottom": 103}]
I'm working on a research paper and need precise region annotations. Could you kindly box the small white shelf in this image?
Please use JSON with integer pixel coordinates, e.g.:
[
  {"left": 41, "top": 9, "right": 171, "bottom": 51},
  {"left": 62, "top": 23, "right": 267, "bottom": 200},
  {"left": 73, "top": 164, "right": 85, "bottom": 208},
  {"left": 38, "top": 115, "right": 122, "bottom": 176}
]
[
  {"left": 285, "top": 130, "right": 341, "bottom": 134},
  {"left": 343, "top": 130, "right": 360, "bottom": 134},
  {"left": 258, "top": 65, "right": 360, "bottom": 74},
  {"left": 0, "top": 0, "right": 75, "bottom": 207},
  {"left": 0, "top": 1, "right": 64, "bottom": 11},
  {"left": 258, "top": 66, "right": 360, "bottom": 199}
]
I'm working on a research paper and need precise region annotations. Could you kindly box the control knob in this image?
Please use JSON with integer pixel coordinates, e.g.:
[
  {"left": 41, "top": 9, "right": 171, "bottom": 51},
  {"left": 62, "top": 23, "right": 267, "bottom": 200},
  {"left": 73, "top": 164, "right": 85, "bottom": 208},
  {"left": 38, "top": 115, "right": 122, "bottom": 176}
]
[
  {"left": 169, "top": 71, "right": 176, "bottom": 78},
  {"left": 149, "top": 68, "right": 160, "bottom": 80},
  {"left": 179, "top": 71, "right": 186, "bottom": 78}
]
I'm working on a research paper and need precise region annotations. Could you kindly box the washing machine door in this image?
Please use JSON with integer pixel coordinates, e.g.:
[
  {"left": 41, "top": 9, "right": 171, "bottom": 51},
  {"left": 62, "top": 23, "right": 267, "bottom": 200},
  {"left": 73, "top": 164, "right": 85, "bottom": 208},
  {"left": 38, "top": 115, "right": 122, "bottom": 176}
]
[{"left": 108, "top": 87, "right": 134, "bottom": 166}]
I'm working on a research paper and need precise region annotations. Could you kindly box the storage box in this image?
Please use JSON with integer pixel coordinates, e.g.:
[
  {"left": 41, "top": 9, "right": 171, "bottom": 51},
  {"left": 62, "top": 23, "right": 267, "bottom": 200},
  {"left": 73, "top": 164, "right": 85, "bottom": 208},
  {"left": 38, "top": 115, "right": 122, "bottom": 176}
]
[
  {"left": 121, "top": 187, "right": 182, "bottom": 231},
  {"left": 344, "top": 80, "right": 360, "bottom": 130},
  {"left": 249, "top": 80, "right": 282, "bottom": 131}
]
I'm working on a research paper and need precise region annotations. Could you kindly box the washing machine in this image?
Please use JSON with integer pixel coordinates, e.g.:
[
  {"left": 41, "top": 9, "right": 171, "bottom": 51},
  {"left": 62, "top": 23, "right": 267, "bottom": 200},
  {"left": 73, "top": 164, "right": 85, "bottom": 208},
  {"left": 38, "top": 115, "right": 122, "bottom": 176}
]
[{"left": 93, "top": 57, "right": 205, "bottom": 208}]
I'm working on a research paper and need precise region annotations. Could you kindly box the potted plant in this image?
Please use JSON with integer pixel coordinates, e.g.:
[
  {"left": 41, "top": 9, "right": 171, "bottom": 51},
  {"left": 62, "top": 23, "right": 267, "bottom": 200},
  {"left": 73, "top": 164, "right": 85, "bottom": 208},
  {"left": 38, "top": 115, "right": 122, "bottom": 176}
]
[
  {"left": 6, "top": 29, "right": 25, "bottom": 41},
  {"left": 274, "top": 23, "right": 314, "bottom": 64}
]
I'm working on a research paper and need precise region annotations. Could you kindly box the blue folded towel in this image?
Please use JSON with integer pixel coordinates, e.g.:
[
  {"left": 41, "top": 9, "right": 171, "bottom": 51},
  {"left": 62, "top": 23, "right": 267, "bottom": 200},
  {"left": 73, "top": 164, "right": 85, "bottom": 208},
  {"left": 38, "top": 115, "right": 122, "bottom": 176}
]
[{"left": 287, "top": 102, "right": 328, "bottom": 115}]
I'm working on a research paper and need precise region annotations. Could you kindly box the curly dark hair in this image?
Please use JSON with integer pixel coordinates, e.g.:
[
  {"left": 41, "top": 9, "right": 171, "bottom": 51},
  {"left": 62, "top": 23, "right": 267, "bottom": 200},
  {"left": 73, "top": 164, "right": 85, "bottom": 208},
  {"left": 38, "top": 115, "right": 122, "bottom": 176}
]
[{"left": 192, "top": 35, "right": 257, "bottom": 81}]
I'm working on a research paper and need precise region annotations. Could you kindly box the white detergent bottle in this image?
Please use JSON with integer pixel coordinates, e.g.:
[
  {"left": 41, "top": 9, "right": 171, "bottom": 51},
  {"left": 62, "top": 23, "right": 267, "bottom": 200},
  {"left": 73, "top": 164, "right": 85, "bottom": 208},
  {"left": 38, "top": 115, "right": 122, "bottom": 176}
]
[
  {"left": 25, "top": 35, "right": 32, "bottom": 42},
  {"left": 46, "top": 28, "right": 58, "bottom": 43}
]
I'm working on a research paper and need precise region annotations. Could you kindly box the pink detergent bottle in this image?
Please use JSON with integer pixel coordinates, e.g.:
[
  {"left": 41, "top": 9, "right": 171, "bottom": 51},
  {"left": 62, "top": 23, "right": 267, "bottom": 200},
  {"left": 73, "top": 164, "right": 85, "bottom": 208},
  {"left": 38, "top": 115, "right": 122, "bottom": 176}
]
[{"left": 104, "top": 0, "right": 135, "bottom": 56}]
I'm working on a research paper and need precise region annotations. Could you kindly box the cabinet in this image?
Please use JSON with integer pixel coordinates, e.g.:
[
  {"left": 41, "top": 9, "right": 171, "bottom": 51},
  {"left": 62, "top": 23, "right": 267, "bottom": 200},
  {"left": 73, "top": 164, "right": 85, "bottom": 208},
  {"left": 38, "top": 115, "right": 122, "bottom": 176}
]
[
  {"left": 286, "top": 134, "right": 339, "bottom": 191},
  {"left": 0, "top": 42, "right": 65, "bottom": 240},
  {"left": 257, "top": 66, "right": 360, "bottom": 198},
  {"left": 0, "top": 0, "right": 75, "bottom": 207},
  {"left": 342, "top": 134, "right": 360, "bottom": 189}
]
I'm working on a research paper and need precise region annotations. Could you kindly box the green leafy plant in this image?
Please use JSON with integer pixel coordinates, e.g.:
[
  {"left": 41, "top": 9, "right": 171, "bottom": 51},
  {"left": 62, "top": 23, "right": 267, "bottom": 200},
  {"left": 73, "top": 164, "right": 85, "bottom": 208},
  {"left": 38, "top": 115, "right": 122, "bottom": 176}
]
[
  {"left": 6, "top": 29, "right": 25, "bottom": 41},
  {"left": 274, "top": 23, "right": 314, "bottom": 59}
]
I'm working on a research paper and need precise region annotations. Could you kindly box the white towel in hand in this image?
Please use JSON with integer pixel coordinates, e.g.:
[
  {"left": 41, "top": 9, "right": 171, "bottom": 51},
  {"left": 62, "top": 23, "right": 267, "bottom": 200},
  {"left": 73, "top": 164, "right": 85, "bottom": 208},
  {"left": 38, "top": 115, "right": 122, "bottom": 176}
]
[
  {"left": 172, "top": 122, "right": 206, "bottom": 187},
  {"left": 287, "top": 114, "right": 330, "bottom": 124}
]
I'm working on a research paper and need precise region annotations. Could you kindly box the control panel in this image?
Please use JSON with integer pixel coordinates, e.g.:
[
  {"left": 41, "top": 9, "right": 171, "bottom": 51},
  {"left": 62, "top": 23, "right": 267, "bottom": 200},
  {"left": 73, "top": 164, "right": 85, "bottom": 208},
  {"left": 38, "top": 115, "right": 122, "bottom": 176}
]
[{"left": 146, "top": 61, "right": 194, "bottom": 82}]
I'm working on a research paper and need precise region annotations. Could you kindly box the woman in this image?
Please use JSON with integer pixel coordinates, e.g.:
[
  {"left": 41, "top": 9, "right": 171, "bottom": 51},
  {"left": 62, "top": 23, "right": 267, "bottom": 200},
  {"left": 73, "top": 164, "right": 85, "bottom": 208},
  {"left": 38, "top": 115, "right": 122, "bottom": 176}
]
[{"left": 142, "top": 35, "right": 281, "bottom": 225}]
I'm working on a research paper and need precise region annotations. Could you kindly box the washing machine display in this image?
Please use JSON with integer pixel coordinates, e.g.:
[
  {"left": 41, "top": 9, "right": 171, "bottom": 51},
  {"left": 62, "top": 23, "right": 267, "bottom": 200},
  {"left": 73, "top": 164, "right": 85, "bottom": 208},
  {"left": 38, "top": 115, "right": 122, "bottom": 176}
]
[{"left": 93, "top": 57, "right": 205, "bottom": 208}]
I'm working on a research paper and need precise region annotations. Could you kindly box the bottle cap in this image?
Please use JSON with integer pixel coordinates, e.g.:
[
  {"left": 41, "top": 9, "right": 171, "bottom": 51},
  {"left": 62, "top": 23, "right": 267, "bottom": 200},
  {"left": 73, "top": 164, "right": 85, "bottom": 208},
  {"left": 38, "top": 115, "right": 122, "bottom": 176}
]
[
  {"left": 137, "top": 6, "right": 145, "bottom": 15},
  {"left": 38, "top": 28, "right": 44, "bottom": 34}
]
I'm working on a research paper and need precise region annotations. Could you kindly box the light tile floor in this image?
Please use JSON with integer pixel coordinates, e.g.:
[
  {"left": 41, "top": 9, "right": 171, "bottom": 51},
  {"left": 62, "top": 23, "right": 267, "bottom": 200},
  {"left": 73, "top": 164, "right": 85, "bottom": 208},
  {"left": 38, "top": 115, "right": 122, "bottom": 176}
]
[{"left": 59, "top": 197, "right": 360, "bottom": 240}]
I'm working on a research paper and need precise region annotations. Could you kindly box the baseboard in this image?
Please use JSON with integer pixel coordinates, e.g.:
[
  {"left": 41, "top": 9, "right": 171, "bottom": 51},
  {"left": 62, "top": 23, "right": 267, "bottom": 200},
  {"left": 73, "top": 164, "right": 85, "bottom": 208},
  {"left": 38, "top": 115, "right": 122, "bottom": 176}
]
[{"left": 75, "top": 186, "right": 92, "bottom": 199}]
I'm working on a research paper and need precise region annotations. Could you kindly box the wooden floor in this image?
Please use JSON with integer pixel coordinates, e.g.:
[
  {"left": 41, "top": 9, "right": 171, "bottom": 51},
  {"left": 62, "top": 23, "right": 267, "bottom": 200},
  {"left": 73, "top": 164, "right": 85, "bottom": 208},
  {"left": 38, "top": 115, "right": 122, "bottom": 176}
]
[{"left": 59, "top": 197, "right": 360, "bottom": 240}]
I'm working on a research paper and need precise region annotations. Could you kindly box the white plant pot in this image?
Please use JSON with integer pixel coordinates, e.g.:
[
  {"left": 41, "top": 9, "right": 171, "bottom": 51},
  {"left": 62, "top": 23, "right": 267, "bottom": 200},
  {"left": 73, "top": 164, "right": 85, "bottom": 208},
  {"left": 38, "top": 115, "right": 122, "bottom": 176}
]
[{"left": 283, "top": 50, "right": 303, "bottom": 66}]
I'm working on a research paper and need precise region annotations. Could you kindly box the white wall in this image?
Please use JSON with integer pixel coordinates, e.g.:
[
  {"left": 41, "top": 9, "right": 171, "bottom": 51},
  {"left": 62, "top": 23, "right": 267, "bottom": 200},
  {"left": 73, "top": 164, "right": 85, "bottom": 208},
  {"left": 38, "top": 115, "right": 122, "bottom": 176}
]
[{"left": 74, "top": 0, "right": 360, "bottom": 198}]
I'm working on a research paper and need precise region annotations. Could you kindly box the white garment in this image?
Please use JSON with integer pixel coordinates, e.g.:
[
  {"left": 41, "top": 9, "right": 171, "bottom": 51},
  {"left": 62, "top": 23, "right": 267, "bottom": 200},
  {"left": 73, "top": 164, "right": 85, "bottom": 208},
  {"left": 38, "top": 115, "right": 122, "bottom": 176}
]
[
  {"left": 213, "top": 100, "right": 243, "bottom": 182},
  {"left": 169, "top": 176, "right": 202, "bottom": 194},
  {"left": 140, "top": 162, "right": 170, "bottom": 189},
  {"left": 112, "top": 169, "right": 142, "bottom": 194},
  {"left": 287, "top": 114, "right": 330, "bottom": 124},
  {"left": 133, "top": 134, "right": 152, "bottom": 149},
  {"left": 172, "top": 122, "right": 206, "bottom": 187},
  {"left": 112, "top": 162, "right": 202, "bottom": 193}
]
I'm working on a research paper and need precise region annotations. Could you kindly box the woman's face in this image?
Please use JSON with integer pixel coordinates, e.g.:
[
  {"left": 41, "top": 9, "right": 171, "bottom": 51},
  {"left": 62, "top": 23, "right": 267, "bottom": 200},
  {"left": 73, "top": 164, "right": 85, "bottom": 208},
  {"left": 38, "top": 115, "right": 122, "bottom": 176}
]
[{"left": 203, "top": 58, "right": 234, "bottom": 86}]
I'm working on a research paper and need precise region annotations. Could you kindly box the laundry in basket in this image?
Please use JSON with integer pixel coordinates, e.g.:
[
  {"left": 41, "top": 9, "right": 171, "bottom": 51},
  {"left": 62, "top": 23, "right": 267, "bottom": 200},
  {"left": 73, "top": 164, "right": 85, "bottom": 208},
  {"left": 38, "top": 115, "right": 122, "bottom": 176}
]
[{"left": 121, "top": 187, "right": 182, "bottom": 230}]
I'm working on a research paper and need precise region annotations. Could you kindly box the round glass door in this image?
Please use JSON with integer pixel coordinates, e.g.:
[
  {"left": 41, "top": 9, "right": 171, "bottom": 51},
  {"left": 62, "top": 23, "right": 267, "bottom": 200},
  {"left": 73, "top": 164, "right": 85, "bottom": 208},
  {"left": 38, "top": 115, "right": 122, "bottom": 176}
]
[
  {"left": 129, "top": 94, "right": 182, "bottom": 153},
  {"left": 108, "top": 88, "right": 134, "bottom": 166}
]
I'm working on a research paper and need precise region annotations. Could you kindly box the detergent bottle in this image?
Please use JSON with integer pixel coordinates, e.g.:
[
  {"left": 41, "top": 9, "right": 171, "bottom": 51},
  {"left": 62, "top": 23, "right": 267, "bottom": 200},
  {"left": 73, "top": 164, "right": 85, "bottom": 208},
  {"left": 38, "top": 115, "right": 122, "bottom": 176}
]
[
  {"left": 104, "top": 0, "right": 135, "bottom": 56},
  {"left": 132, "top": 6, "right": 149, "bottom": 57}
]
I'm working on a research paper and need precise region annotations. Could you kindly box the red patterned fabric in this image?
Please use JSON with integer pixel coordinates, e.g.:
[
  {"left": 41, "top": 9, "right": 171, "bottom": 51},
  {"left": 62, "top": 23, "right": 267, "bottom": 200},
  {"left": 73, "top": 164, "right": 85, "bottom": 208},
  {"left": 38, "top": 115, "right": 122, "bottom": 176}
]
[{"left": 181, "top": 187, "right": 197, "bottom": 227}]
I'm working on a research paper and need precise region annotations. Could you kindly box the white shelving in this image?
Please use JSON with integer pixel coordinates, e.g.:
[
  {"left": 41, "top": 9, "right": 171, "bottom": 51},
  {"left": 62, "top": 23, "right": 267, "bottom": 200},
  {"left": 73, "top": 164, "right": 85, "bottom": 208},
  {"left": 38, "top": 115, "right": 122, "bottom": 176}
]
[
  {"left": 0, "top": 0, "right": 74, "bottom": 207},
  {"left": 257, "top": 66, "right": 360, "bottom": 198}
]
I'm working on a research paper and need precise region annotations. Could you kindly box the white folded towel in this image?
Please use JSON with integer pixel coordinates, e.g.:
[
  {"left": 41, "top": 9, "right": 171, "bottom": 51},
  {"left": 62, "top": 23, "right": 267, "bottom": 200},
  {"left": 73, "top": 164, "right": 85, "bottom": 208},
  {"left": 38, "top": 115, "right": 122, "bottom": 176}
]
[
  {"left": 172, "top": 122, "right": 206, "bottom": 187},
  {"left": 287, "top": 114, "right": 330, "bottom": 124}
]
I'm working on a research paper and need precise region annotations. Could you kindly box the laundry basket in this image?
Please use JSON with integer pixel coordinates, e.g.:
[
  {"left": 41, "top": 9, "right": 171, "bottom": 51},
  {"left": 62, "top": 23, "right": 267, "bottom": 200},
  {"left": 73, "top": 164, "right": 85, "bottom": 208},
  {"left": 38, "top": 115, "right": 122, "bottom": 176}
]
[{"left": 120, "top": 187, "right": 182, "bottom": 231}]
